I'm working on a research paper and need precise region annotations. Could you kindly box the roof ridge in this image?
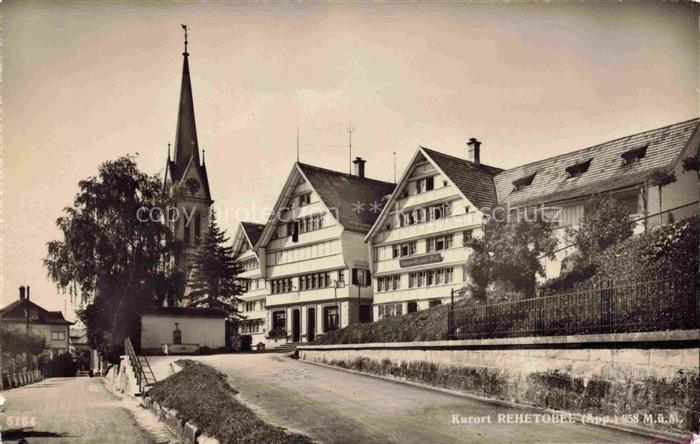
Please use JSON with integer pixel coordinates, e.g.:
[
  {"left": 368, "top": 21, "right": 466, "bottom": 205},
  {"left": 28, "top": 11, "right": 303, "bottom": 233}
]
[
  {"left": 420, "top": 146, "right": 504, "bottom": 173},
  {"left": 297, "top": 162, "right": 395, "bottom": 187},
  {"left": 497, "top": 117, "right": 700, "bottom": 175}
]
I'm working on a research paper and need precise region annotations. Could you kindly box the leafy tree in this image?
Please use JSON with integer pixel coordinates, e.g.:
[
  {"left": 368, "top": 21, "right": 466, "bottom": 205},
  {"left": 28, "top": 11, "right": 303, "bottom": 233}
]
[
  {"left": 44, "top": 156, "right": 178, "bottom": 358},
  {"left": 185, "top": 210, "right": 245, "bottom": 318},
  {"left": 465, "top": 212, "right": 558, "bottom": 300},
  {"left": 0, "top": 327, "right": 46, "bottom": 372},
  {"left": 682, "top": 153, "right": 699, "bottom": 174},
  {"left": 566, "top": 194, "right": 634, "bottom": 267},
  {"left": 646, "top": 168, "right": 677, "bottom": 225}
]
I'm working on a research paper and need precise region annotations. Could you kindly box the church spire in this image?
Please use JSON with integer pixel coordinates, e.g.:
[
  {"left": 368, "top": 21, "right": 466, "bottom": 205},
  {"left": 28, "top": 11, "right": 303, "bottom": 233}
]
[{"left": 173, "top": 24, "right": 199, "bottom": 168}]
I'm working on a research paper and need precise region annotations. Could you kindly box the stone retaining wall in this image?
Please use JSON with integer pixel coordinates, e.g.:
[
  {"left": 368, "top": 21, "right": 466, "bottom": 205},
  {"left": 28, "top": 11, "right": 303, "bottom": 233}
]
[{"left": 299, "top": 330, "right": 699, "bottom": 434}]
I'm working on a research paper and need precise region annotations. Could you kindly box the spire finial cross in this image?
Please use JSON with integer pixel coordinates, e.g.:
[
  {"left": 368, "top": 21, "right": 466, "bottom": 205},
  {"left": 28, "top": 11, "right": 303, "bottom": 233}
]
[{"left": 181, "top": 24, "right": 189, "bottom": 55}]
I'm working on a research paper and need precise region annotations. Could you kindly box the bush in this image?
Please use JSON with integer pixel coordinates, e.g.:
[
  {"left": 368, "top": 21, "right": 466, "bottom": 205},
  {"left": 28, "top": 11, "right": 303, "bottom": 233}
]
[
  {"left": 239, "top": 335, "right": 252, "bottom": 352},
  {"left": 542, "top": 215, "right": 698, "bottom": 292},
  {"left": 41, "top": 353, "right": 77, "bottom": 377}
]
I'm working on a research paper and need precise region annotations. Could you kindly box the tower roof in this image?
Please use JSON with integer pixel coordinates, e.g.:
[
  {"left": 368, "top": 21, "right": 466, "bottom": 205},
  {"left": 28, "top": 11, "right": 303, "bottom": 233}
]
[
  {"left": 165, "top": 29, "right": 212, "bottom": 202},
  {"left": 173, "top": 51, "right": 199, "bottom": 169}
]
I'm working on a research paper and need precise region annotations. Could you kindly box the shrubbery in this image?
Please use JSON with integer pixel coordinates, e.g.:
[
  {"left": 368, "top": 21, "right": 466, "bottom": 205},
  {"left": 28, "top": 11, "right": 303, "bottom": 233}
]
[
  {"left": 543, "top": 215, "right": 698, "bottom": 292},
  {"left": 40, "top": 353, "right": 77, "bottom": 377}
]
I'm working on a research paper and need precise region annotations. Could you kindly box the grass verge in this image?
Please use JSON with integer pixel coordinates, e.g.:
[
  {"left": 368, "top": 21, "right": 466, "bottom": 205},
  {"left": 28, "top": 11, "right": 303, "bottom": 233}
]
[{"left": 148, "top": 360, "right": 312, "bottom": 443}]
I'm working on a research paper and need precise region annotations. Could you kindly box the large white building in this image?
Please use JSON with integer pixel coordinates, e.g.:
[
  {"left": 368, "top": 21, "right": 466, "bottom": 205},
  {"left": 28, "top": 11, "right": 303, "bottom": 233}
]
[
  {"left": 232, "top": 221, "right": 269, "bottom": 346},
  {"left": 365, "top": 142, "right": 502, "bottom": 320},
  {"left": 254, "top": 159, "right": 394, "bottom": 343},
  {"left": 367, "top": 119, "right": 700, "bottom": 319}
]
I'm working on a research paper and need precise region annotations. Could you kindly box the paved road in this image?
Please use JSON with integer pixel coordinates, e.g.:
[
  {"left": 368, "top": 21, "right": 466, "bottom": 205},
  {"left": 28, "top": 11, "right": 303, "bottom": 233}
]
[
  {"left": 149, "top": 353, "right": 651, "bottom": 444},
  {"left": 0, "top": 377, "right": 171, "bottom": 443}
]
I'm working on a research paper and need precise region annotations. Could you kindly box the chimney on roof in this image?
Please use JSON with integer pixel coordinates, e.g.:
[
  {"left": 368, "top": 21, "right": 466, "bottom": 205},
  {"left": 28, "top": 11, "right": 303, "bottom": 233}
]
[
  {"left": 352, "top": 156, "right": 366, "bottom": 178},
  {"left": 467, "top": 138, "right": 481, "bottom": 165},
  {"left": 19, "top": 286, "right": 26, "bottom": 300}
]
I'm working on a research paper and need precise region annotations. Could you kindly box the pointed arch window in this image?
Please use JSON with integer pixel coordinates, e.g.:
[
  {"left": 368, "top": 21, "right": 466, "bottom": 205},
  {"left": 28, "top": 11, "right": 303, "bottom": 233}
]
[
  {"left": 194, "top": 212, "right": 202, "bottom": 245},
  {"left": 183, "top": 216, "right": 190, "bottom": 244}
]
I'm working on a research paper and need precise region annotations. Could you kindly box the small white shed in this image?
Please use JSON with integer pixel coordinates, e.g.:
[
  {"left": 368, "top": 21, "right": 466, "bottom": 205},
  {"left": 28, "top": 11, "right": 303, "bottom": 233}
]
[{"left": 140, "top": 307, "right": 227, "bottom": 354}]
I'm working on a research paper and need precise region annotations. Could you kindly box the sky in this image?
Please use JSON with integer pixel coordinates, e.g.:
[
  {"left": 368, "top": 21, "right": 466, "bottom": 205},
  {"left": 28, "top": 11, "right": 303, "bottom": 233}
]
[{"left": 3, "top": 1, "right": 698, "bottom": 321}]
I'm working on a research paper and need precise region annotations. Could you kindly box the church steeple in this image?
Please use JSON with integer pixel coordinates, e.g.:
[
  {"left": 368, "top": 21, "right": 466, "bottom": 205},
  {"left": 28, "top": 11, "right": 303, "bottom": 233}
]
[{"left": 173, "top": 24, "right": 200, "bottom": 169}]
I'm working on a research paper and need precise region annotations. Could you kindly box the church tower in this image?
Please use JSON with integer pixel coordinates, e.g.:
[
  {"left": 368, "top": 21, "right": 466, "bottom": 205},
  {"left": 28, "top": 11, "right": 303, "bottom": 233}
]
[{"left": 164, "top": 26, "right": 213, "bottom": 297}]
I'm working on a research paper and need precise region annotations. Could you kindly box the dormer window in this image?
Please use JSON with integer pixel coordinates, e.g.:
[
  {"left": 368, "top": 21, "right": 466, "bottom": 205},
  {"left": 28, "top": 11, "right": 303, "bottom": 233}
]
[
  {"left": 512, "top": 173, "right": 536, "bottom": 191},
  {"left": 565, "top": 159, "right": 592, "bottom": 179},
  {"left": 621, "top": 146, "right": 647, "bottom": 166}
]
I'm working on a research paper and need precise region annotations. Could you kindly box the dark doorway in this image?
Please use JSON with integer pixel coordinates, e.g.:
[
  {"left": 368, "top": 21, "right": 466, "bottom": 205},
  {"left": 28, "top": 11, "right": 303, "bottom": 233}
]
[
  {"left": 292, "top": 309, "right": 301, "bottom": 342},
  {"left": 307, "top": 308, "right": 316, "bottom": 342},
  {"left": 407, "top": 301, "right": 418, "bottom": 313},
  {"left": 359, "top": 305, "right": 372, "bottom": 323}
]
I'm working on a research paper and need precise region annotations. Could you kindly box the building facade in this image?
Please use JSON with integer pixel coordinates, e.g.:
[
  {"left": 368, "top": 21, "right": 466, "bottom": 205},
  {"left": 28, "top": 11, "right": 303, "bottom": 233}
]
[
  {"left": 1, "top": 287, "right": 72, "bottom": 359},
  {"left": 140, "top": 307, "right": 227, "bottom": 354},
  {"left": 365, "top": 143, "right": 503, "bottom": 320},
  {"left": 367, "top": 119, "right": 700, "bottom": 317},
  {"left": 494, "top": 118, "right": 700, "bottom": 278},
  {"left": 232, "top": 222, "right": 269, "bottom": 346},
  {"left": 254, "top": 159, "right": 394, "bottom": 343}
]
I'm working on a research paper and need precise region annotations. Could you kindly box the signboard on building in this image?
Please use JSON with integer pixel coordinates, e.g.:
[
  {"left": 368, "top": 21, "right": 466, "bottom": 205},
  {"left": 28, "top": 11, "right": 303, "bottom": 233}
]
[{"left": 399, "top": 253, "right": 443, "bottom": 268}]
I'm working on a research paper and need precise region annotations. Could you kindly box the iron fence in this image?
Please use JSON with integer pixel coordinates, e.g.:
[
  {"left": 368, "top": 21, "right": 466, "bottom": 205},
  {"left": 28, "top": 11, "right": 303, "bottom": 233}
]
[{"left": 447, "top": 274, "right": 698, "bottom": 339}]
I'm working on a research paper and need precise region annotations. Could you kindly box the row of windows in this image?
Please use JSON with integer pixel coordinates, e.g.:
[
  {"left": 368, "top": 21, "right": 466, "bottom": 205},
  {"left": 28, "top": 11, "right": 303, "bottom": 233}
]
[
  {"left": 51, "top": 331, "right": 66, "bottom": 341},
  {"left": 392, "top": 241, "right": 417, "bottom": 258},
  {"left": 408, "top": 267, "right": 453, "bottom": 288},
  {"left": 241, "top": 300, "right": 265, "bottom": 312},
  {"left": 267, "top": 240, "right": 339, "bottom": 266},
  {"left": 377, "top": 275, "right": 401, "bottom": 292},
  {"left": 426, "top": 234, "right": 453, "bottom": 252},
  {"left": 399, "top": 202, "right": 453, "bottom": 227},
  {"left": 271, "top": 306, "right": 340, "bottom": 332},
  {"left": 378, "top": 300, "right": 442, "bottom": 320},
  {"left": 242, "top": 278, "right": 265, "bottom": 293},
  {"left": 378, "top": 267, "right": 460, "bottom": 292},
  {"left": 299, "top": 271, "right": 337, "bottom": 291},
  {"left": 240, "top": 320, "right": 264, "bottom": 334},
  {"left": 240, "top": 258, "right": 259, "bottom": 271},
  {"left": 270, "top": 269, "right": 347, "bottom": 294},
  {"left": 378, "top": 230, "right": 473, "bottom": 261},
  {"left": 398, "top": 173, "right": 451, "bottom": 199},
  {"left": 271, "top": 277, "right": 294, "bottom": 294},
  {"left": 287, "top": 213, "right": 325, "bottom": 241}
]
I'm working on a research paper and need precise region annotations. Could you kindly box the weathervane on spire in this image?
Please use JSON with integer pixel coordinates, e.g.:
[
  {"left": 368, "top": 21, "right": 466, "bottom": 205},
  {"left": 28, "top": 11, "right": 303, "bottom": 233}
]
[{"left": 181, "top": 24, "right": 189, "bottom": 55}]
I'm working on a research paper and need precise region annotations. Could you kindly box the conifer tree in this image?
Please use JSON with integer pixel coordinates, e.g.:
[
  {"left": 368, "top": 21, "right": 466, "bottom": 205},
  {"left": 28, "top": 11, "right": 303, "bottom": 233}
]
[{"left": 185, "top": 210, "right": 245, "bottom": 317}]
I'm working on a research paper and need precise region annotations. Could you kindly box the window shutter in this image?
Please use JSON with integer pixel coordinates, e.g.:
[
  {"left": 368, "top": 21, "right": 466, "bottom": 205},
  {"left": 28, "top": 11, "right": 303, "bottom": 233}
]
[{"left": 352, "top": 268, "right": 358, "bottom": 285}]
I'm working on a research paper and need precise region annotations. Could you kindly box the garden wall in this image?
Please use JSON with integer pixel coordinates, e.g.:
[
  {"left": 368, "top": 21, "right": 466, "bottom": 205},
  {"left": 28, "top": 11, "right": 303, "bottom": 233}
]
[{"left": 298, "top": 330, "right": 699, "bottom": 435}]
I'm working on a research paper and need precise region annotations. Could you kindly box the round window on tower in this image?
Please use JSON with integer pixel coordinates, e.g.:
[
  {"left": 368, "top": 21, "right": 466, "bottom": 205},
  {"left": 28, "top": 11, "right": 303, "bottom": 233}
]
[{"left": 186, "top": 178, "right": 201, "bottom": 195}]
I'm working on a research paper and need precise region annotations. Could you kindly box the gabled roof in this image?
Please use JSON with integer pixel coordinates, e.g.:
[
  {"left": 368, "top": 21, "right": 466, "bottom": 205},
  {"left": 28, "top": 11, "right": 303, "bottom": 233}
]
[
  {"left": 257, "top": 162, "right": 396, "bottom": 250},
  {"left": 297, "top": 163, "right": 396, "bottom": 233},
  {"left": 1, "top": 299, "right": 72, "bottom": 325},
  {"left": 241, "top": 222, "right": 265, "bottom": 248},
  {"left": 420, "top": 147, "right": 503, "bottom": 210},
  {"left": 494, "top": 118, "right": 700, "bottom": 207}
]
